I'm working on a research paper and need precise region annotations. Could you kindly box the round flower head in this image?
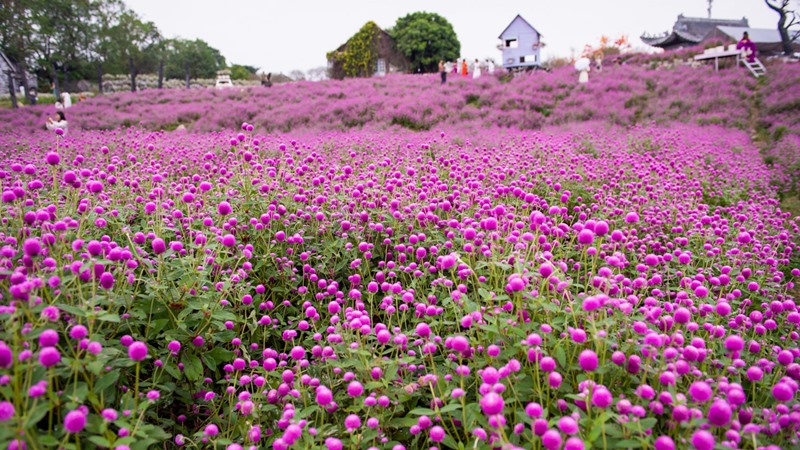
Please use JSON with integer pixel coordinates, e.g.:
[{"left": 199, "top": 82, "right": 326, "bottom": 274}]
[
  {"left": 578, "top": 349, "right": 598, "bottom": 371},
  {"left": 344, "top": 414, "right": 361, "bottom": 431},
  {"left": 0, "top": 401, "right": 15, "bottom": 421},
  {"left": 654, "top": 436, "right": 675, "bottom": 450},
  {"left": 707, "top": 400, "right": 731, "bottom": 426},
  {"left": 39, "top": 346, "right": 61, "bottom": 367},
  {"left": 690, "top": 430, "right": 714, "bottom": 450},
  {"left": 64, "top": 409, "right": 86, "bottom": 433},
  {"left": 772, "top": 382, "right": 794, "bottom": 402},
  {"left": 688, "top": 381, "right": 712, "bottom": 403},
  {"left": 429, "top": 425, "right": 445, "bottom": 442},
  {"left": 541, "top": 429, "right": 562, "bottom": 450},
  {"left": 480, "top": 392, "right": 504, "bottom": 415},
  {"left": 128, "top": 341, "right": 148, "bottom": 361}
]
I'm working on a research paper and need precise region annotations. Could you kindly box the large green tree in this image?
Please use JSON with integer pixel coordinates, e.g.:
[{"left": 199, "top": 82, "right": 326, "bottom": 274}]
[
  {"left": 390, "top": 12, "right": 460, "bottom": 73},
  {"left": 106, "top": 8, "right": 161, "bottom": 91},
  {"left": 164, "top": 38, "right": 226, "bottom": 87}
]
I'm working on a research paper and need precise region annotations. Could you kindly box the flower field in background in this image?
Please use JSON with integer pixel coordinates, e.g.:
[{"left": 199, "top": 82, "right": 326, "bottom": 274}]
[{"left": 1, "top": 62, "right": 800, "bottom": 450}]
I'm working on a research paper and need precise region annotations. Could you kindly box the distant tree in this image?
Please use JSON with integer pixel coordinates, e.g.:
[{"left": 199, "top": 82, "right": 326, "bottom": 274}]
[
  {"left": 390, "top": 12, "right": 460, "bottom": 73},
  {"left": 165, "top": 38, "right": 225, "bottom": 87},
  {"left": 107, "top": 9, "right": 161, "bottom": 91},
  {"left": 289, "top": 70, "right": 306, "bottom": 81},
  {"left": 582, "top": 35, "right": 632, "bottom": 58},
  {"left": 229, "top": 64, "right": 258, "bottom": 80},
  {"left": 764, "top": 0, "right": 799, "bottom": 56},
  {"left": 306, "top": 66, "right": 328, "bottom": 81}
]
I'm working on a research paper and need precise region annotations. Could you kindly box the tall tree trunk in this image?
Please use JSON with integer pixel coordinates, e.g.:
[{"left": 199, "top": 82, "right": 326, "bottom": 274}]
[
  {"left": 17, "top": 60, "right": 31, "bottom": 104},
  {"left": 129, "top": 56, "right": 137, "bottom": 92},
  {"left": 51, "top": 62, "right": 60, "bottom": 98},
  {"left": 97, "top": 62, "right": 104, "bottom": 94},
  {"left": 63, "top": 63, "right": 70, "bottom": 91},
  {"left": 7, "top": 71, "right": 18, "bottom": 109},
  {"left": 158, "top": 60, "right": 164, "bottom": 89},
  {"left": 184, "top": 63, "right": 190, "bottom": 88},
  {"left": 778, "top": 15, "right": 794, "bottom": 55}
]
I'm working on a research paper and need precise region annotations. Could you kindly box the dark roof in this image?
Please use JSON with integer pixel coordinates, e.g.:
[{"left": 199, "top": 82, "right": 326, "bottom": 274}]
[
  {"left": 333, "top": 23, "right": 393, "bottom": 53},
  {"left": 498, "top": 14, "right": 541, "bottom": 39},
  {"left": 641, "top": 14, "right": 749, "bottom": 48}
]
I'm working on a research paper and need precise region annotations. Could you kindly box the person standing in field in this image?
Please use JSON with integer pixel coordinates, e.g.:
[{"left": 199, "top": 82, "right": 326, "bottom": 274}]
[
  {"left": 487, "top": 59, "right": 495, "bottom": 74},
  {"left": 736, "top": 32, "right": 757, "bottom": 63},
  {"left": 461, "top": 59, "right": 468, "bottom": 76},
  {"left": 439, "top": 60, "right": 447, "bottom": 84},
  {"left": 472, "top": 59, "right": 482, "bottom": 79}
]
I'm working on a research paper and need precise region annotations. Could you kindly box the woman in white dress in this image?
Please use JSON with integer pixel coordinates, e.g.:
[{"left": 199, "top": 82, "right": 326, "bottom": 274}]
[{"left": 472, "top": 59, "right": 482, "bottom": 79}]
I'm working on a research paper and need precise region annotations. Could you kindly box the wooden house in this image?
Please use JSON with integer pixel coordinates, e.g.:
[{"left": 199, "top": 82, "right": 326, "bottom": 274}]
[
  {"left": 498, "top": 15, "right": 543, "bottom": 70},
  {"left": 0, "top": 50, "right": 37, "bottom": 96},
  {"left": 327, "top": 22, "right": 410, "bottom": 80},
  {"left": 641, "top": 15, "right": 749, "bottom": 50}
]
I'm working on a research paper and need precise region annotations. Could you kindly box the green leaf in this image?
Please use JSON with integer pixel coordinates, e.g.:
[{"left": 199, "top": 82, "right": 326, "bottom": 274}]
[
  {"left": 612, "top": 439, "right": 642, "bottom": 448},
  {"left": 88, "top": 436, "right": 112, "bottom": 448},
  {"left": 407, "top": 407, "right": 435, "bottom": 415},
  {"left": 39, "top": 435, "right": 59, "bottom": 447},
  {"left": 24, "top": 402, "right": 50, "bottom": 429},
  {"left": 97, "top": 313, "right": 121, "bottom": 322},
  {"left": 638, "top": 417, "right": 657, "bottom": 430},
  {"left": 439, "top": 403, "right": 461, "bottom": 413},
  {"left": 94, "top": 371, "right": 120, "bottom": 392},
  {"left": 182, "top": 354, "right": 204, "bottom": 381}
]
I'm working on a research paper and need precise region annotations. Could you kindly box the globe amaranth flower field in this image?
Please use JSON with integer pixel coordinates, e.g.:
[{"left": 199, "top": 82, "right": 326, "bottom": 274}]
[{"left": 1, "top": 62, "right": 800, "bottom": 450}]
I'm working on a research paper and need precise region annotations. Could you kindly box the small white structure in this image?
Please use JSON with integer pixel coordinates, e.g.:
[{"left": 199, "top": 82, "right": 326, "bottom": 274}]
[
  {"left": 498, "top": 15, "right": 543, "bottom": 70},
  {"left": 215, "top": 71, "right": 233, "bottom": 89}
]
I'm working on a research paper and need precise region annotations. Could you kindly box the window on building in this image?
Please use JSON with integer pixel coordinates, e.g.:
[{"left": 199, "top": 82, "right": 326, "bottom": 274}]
[
  {"left": 521, "top": 54, "right": 537, "bottom": 64},
  {"left": 505, "top": 38, "right": 518, "bottom": 48},
  {"left": 376, "top": 58, "right": 386, "bottom": 76}
]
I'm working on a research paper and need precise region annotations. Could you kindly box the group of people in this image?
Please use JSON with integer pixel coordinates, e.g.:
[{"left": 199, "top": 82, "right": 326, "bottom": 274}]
[{"left": 438, "top": 59, "right": 496, "bottom": 84}]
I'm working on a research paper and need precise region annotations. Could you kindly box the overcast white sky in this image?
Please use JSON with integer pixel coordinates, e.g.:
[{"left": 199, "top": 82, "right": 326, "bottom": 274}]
[{"left": 125, "top": 0, "right": 780, "bottom": 75}]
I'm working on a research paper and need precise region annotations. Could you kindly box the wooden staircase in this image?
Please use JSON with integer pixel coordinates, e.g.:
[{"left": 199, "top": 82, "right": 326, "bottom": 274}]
[{"left": 742, "top": 58, "right": 767, "bottom": 78}]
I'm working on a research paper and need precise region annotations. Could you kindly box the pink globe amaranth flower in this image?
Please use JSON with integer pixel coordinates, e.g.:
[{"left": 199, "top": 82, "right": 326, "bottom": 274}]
[
  {"left": 64, "top": 409, "right": 86, "bottom": 433},
  {"left": 564, "top": 437, "right": 585, "bottom": 450},
  {"left": 221, "top": 234, "right": 236, "bottom": 247},
  {"left": 324, "top": 438, "right": 343, "bottom": 450},
  {"left": 218, "top": 201, "right": 232, "bottom": 216},
  {"left": 429, "top": 425, "right": 445, "bottom": 442},
  {"left": 557, "top": 416, "right": 578, "bottom": 434},
  {"left": 591, "top": 387, "right": 613, "bottom": 408},
  {"left": 39, "top": 346, "right": 61, "bottom": 367},
  {"left": 654, "top": 436, "right": 675, "bottom": 450},
  {"left": 316, "top": 386, "right": 333, "bottom": 405},
  {"left": 344, "top": 413, "right": 361, "bottom": 431},
  {"left": 480, "top": 392, "right": 504, "bottom": 415},
  {"left": 577, "top": 229, "right": 594, "bottom": 245},
  {"left": 690, "top": 430, "right": 715, "bottom": 450},
  {"left": 55, "top": 128, "right": 64, "bottom": 136},
  {"left": 723, "top": 335, "right": 744, "bottom": 352},
  {"left": 578, "top": 349, "right": 598, "bottom": 371},
  {"left": 707, "top": 399, "right": 732, "bottom": 426},
  {"left": 168, "top": 340, "right": 181, "bottom": 353},
  {"left": 541, "top": 429, "right": 562, "bottom": 450},
  {"left": 415, "top": 322, "right": 431, "bottom": 338},
  {"left": 101, "top": 408, "right": 118, "bottom": 421},
  {"left": 99, "top": 272, "right": 115, "bottom": 289},
  {"left": 772, "top": 382, "right": 794, "bottom": 401},
  {"left": 688, "top": 381, "right": 712, "bottom": 403},
  {"left": 0, "top": 401, "right": 15, "bottom": 421},
  {"left": 347, "top": 381, "right": 364, "bottom": 397},
  {"left": 0, "top": 342, "right": 12, "bottom": 368},
  {"left": 204, "top": 424, "right": 219, "bottom": 436},
  {"left": 22, "top": 238, "right": 41, "bottom": 256},
  {"left": 151, "top": 238, "right": 166, "bottom": 255},
  {"left": 39, "top": 329, "right": 59, "bottom": 347},
  {"left": 45, "top": 152, "right": 60, "bottom": 165},
  {"left": 128, "top": 341, "right": 148, "bottom": 361}
]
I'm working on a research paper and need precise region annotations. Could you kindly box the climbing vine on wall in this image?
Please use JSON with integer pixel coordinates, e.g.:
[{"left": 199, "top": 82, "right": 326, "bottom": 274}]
[{"left": 327, "top": 21, "right": 380, "bottom": 79}]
